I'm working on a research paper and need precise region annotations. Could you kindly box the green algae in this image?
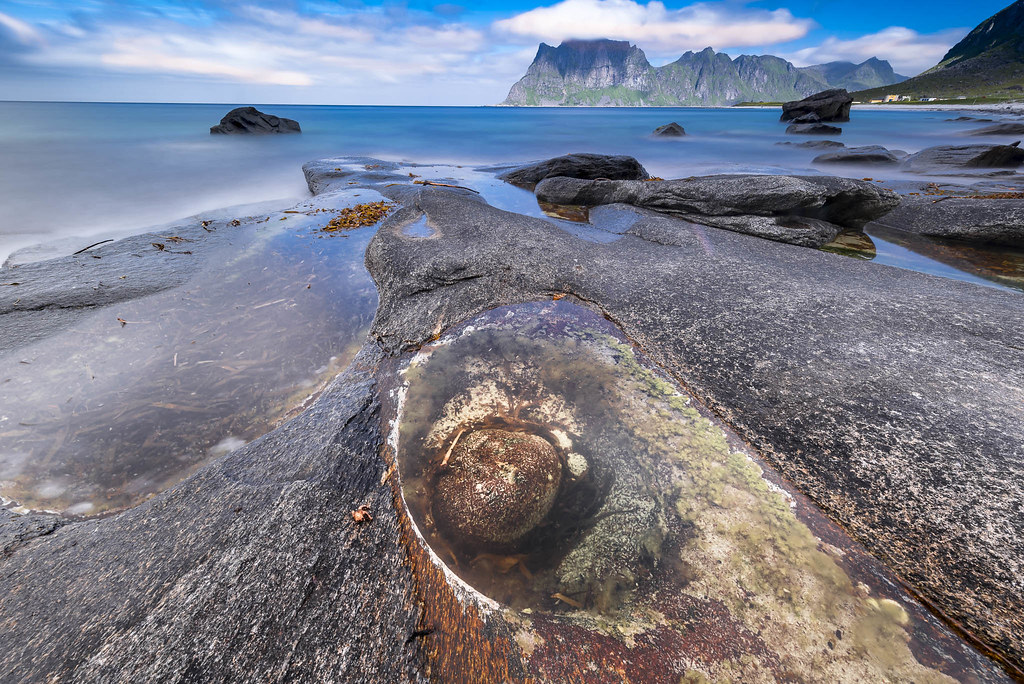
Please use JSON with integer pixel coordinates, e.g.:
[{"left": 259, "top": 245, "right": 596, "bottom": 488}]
[{"left": 392, "top": 300, "right": 994, "bottom": 682}]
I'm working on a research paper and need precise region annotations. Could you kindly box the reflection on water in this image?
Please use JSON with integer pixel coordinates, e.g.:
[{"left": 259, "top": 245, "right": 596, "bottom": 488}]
[
  {"left": 391, "top": 300, "right": 1007, "bottom": 682},
  {"left": 0, "top": 208, "right": 377, "bottom": 515},
  {"left": 868, "top": 225, "right": 1024, "bottom": 292}
]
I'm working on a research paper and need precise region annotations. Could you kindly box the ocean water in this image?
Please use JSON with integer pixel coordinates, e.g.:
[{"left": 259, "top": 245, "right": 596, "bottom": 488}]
[{"left": 1, "top": 100, "right": 1020, "bottom": 264}]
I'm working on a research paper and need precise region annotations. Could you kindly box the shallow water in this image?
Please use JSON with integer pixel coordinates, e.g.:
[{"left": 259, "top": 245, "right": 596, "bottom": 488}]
[
  {"left": 0, "top": 199, "right": 377, "bottom": 515},
  {"left": 2, "top": 101, "right": 1021, "bottom": 264},
  {"left": 390, "top": 300, "right": 1007, "bottom": 681}
]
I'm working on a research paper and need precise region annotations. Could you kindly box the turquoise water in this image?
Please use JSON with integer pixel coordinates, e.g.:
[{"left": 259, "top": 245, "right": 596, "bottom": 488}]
[{"left": 0, "top": 101, "right": 1021, "bottom": 291}]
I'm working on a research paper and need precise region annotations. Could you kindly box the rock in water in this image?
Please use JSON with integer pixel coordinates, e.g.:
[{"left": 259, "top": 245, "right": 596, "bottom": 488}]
[
  {"left": 791, "top": 112, "right": 822, "bottom": 124},
  {"left": 432, "top": 429, "right": 562, "bottom": 547},
  {"left": 901, "top": 143, "right": 1024, "bottom": 173},
  {"left": 968, "top": 123, "right": 1024, "bottom": 137},
  {"left": 786, "top": 123, "right": 843, "bottom": 135},
  {"left": 780, "top": 89, "right": 853, "bottom": 122},
  {"left": 776, "top": 140, "right": 845, "bottom": 149},
  {"left": 210, "top": 107, "right": 301, "bottom": 135},
  {"left": 873, "top": 197, "right": 1024, "bottom": 246},
  {"left": 499, "top": 153, "right": 649, "bottom": 187},
  {"left": 534, "top": 173, "right": 899, "bottom": 247},
  {"left": 652, "top": 122, "right": 686, "bottom": 137},
  {"left": 813, "top": 145, "right": 901, "bottom": 165}
]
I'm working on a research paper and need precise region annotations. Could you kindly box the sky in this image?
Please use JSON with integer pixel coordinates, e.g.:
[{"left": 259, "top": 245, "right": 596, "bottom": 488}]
[{"left": 0, "top": 0, "right": 1013, "bottom": 104}]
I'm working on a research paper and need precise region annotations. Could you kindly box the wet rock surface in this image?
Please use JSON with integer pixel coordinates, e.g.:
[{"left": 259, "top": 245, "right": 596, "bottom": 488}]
[
  {"left": 498, "top": 153, "right": 650, "bottom": 187},
  {"left": 776, "top": 139, "right": 845, "bottom": 149},
  {"left": 0, "top": 156, "right": 1022, "bottom": 681},
  {"left": 532, "top": 174, "right": 899, "bottom": 247},
  {"left": 210, "top": 106, "right": 301, "bottom": 135},
  {"left": 968, "top": 122, "right": 1024, "bottom": 137},
  {"left": 651, "top": 122, "right": 686, "bottom": 137},
  {"left": 780, "top": 88, "right": 853, "bottom": 122},
  {"left": 901, "top": 143, "right": 1024, "bottom": 174},
  {"left": 786, "top": 122, "right": 843, "bottom": 135},
  {"left": 813, "top": 145, "right": 902, "bottom": 165},
  {"left": 873, "top": 196, "right": 1024, "bottom": 246}
]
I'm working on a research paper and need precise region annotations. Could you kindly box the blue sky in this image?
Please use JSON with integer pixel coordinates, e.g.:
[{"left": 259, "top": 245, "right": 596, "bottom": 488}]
[{"left": 0, "top": 0, "right": 1012, "bottom": 104}]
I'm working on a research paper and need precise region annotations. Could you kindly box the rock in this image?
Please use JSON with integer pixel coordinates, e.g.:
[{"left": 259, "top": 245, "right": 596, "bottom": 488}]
[
  {"left": 792, "top": 112, "right": 822, "bottom": 124},
  {"left": 813, "top": 145, "right": 901, "bottom": 166},
  {"left": 533, "top": 174, "right": 899, "bottom": 247},
  {"left": 499, "top": 153, "right": 649, "bottom": 188},
  {"left": 968, "top": 123, "right": 1024, "bottom": 137},
  {"left": 210, "top": 107, "right": 301, "bottom": 135},
  {"left": 901, "top": 143, "right": 1024, "bottom": 173},
  {"left": 776, "top": 140, "right": 845, "bottom": 149},
  {"left": 946, "top": 116, "right": 993, "bottom": 122},
  {"left": 1, "top": 158, "right": 1021, "bottom": 682},
  {"left": 965, "top": 141, "right": 1024, "bottom": 167},
  {"left": 780, "top": 89, "right": 853, "bottom": 122},
  {"left": 432, "top": 429, "right": 562, "bottom": 547},
  {"left": 786, "top": 123, "right": 843, "bottom": 135},
  {"left": 364, "top": 183, "right": 1024, "bottom": 675},
  {"left": 872, "top": 196, "right": 1024, "bottom": 246},
  {"left": 652, "top": 122, "right": 686, "bottom": 137}
]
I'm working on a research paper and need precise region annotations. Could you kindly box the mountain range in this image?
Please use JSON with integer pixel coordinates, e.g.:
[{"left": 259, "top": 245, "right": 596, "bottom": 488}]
[
  {"left": 502, "top": 40, "right": 906, "bottom": 107},
  {"left": 854, "top": 0, "right": 1024, "bottom": 100}
]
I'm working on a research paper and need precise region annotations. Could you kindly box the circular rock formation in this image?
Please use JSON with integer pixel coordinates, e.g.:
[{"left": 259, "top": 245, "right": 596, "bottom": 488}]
[{"left": 432, "top": 429, "right": 562, "bottom": 547}]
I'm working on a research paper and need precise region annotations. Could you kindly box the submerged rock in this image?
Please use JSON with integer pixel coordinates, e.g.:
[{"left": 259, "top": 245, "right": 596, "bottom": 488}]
[
  {"left": 210, "top": 107, "right": 301, "bottom": 135},
  {"left": 786, "top": 122, "right": 843, "bottom": 135},
  {"left": 432, "top": 429, "right": 563, "bottom": 547},
  {"left": 901, "top": 143, "right": 1024, "bottom": 173},
  {"left": 780, "top": 88, "right": 853, "bottom": 122},
  {"left": 776, "top": 140, "right": 845, "bottom": 149},
  {"left": 872, "top": 196, "right": 1024, "bottom": 246},
  {"left": 533, "top": 173, "right": 899, "bottom": 247},
  {"left": 813, "top": 145, "right": 901, "bottom": 165},
  {"left": 968, "top": 122, "right": 1024, "bottom": 137},
  {"left": 652, "top": 122, "right": 686, "bottom": 137},
  {"left": 499, "top": 153, "right": 649, "bottom": 188}
]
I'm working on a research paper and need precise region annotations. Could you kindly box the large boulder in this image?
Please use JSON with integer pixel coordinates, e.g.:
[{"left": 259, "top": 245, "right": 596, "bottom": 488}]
[
  {"left": 499, "top": 153, "right": 649, "bottom": 188},
  {"left": 210, "top": 107, "right": 301, "bottom": 135},
  {"left": 872, "top": 196, "right": 1024, "bottom": 246},
  {"left": 786, "top": 123, "right": 842, "bottom": 136},
  {"left": 901, "top": 143, "right": 1024, "bottom": 174},
  {"left": 534, "top": 174, "right": 899, "bottom": 247},
  {"left": 780, "top": 89, "right": 853, "bottom": 123},
  {"left": 968, "top": 123, "right": 1024, "bottom": 136},
  {"left": 813, "top": 145, "right": 901, "bottom": 166},
  {"left": 652, "top": 122, "right": 686, "bottom": 137}
]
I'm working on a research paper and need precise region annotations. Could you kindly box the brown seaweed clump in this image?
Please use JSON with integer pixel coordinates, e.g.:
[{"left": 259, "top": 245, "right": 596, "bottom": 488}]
[
  {"left": 322, "top": 201, "right": 394, "bottom": 232},
  {"left": 433, "top": 429, "right": 562, "bottom": 547}
]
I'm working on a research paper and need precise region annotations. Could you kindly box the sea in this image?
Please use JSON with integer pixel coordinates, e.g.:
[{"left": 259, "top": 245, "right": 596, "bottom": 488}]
[{"left": 1, "top": 100, "right": 1017, "bottom": 265}]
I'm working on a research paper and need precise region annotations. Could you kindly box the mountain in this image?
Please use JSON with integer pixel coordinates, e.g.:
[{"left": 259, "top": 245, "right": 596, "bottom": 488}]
[
  {"left": 501, "top": 40, "right": 905, "bottom": 106},
  {"left": 853, "top": 0, "right": 1024, "bottom": 100},
  {"left": 798, "top": 58, "right": 908, "bottom": 92}
]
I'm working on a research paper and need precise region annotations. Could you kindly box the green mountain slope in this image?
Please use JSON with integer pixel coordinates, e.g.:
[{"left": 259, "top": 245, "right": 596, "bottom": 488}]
[
  {"left": 854, "top": 0, "right": 1024, "bottom": 100},
  {"left": 502, "top": 40, "right": 904, "bottom": 107}
]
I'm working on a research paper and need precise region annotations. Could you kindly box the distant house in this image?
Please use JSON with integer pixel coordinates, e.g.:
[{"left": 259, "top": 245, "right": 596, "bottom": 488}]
[
  {"left": 883, "top": 94, "right": 901, "bottom": 102},
  {"left": 870, "top": 99, "right": 884, "bottom": 104},
  {"left": 919, "top": 97, "right": 939, "bottom": 101}
]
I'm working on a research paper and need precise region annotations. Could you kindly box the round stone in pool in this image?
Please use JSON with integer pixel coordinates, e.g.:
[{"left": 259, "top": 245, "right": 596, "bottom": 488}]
[{"left": 432, "top": 428, "right": 562, "bottom": 548}]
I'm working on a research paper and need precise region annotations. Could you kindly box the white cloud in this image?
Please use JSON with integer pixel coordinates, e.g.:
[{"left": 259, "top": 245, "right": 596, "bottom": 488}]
[
  {"left": 784, "top": 26, "right": 966, "bottom": 76},
  {"left": 0, "top": 10, "right": 44, "bottom": 45},
  {"left": 493, "top": 0, "right": 814, "bottom": 53},
  {"left": 8, "top": 7, "right": 497, "bottom": 94}
]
